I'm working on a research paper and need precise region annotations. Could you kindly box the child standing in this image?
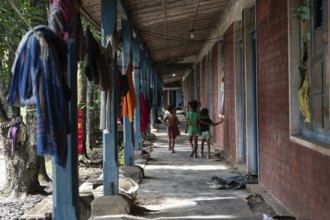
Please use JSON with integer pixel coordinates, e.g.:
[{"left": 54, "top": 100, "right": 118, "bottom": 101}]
[
  {"left": 199, "top": 108, "right": 224, "bottom": 158},
  {"left": 164, "top": 105, "right": 180, "bottom": 153},
  {"left": 185, "top": 100, "right": 200, "bottom": 157}
]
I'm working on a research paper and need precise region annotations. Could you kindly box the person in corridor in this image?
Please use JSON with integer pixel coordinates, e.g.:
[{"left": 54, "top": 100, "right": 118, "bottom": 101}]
[
  {"left": 199, "top": 108, "right": 224, "bottom": 158},
  {"left": 164, "top": 105, "right": 180, "bottom": 153},
  {"left": 185, "top": 100, "right": 200, "bottom": 157}
]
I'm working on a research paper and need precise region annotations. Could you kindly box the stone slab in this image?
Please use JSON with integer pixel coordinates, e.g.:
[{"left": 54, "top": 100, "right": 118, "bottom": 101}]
[
  {"left": 119, "top": 165, "right": 144, "bottom": 183},
  {"left": 90, "top": 195, "right": 131, "bottom": 218},
  {"left": 19, "top": 196, "right": 52, "bottom": 220}
]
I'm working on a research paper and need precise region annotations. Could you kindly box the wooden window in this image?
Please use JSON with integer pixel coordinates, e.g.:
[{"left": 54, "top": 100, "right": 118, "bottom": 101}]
[
  {"left": 300, "top": 0, "right": 329, "bottom": 143},
  {"left": 289, "top": 0, "right": 330, "bottom": 154}
]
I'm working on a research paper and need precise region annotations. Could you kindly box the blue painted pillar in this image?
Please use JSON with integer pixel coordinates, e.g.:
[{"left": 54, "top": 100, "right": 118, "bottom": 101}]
[
  {"left": 101, "top": 0, "right": 118, "bottom": 196},
  {"left": 160, "top": 82, "right": 164, "bottom": 112},
  {"left": 154, "top": 75, "right": 158, "bottom": 123},
  {"left": 150, "top": 67, "right": 155, "bottom": 127},
  {"left": 142, "top": 56, "right": 148, "bottom": 97},
  {"left": 133, "top": 39, "right": 142, "bottom": 150},
  {"left": 140, "top": 53, "right": 146, "bottom": 96},
  {"left": 146, "top": 60, "right": 151, "bottom": 136},
  {"left": 122, "top": 19, "right": 134, "bottom": 166},
  {"left": 158, "top": 78, "right": 163, "bottom": 117},
  {"left": 140, "top": 53, "right": 147, "bottom": 138},
  {"left": 52, "top": 40, "right": 79, "bottom": 219}
]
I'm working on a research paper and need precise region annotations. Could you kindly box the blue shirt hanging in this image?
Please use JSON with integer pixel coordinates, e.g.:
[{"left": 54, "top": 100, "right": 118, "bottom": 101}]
[{"left": 8, "top": 25, "right": 70, "bottom": 167}]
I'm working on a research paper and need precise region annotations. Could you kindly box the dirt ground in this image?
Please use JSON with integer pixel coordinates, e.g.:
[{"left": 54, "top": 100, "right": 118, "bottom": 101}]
[{"left": 0, "top": 148, "right": 102, "bottom": 220}]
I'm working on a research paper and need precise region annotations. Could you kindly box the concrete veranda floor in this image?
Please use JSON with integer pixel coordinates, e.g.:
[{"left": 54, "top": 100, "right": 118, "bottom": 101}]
[
  {"left": 0, "top": 116, "right": 283, "bottom": 219},
  {"left": 119, "top": 123, "right": 273, "bottom": 220}
]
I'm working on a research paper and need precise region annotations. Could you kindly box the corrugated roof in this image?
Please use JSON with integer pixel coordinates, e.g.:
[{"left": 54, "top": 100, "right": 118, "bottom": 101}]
[{"left": 81, "top": 0, "right": 230, "bottom": 87}]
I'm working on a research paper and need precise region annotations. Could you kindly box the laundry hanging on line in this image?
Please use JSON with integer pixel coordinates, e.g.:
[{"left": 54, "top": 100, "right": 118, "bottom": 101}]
[
  {"left": 123, "top": 64, "right": 137, "bottom": 123},
  {"left": 83, "top": 28, "right": 116, "bottom": 91},
  {"left": 7, "top": 25, "right": 70, "bottom": 167},
  {"left": 99, "top": 36, "right": 116, "bottom": 131},
  {"left": 140, "top": 93, "right": 150, "bottom": 135}
]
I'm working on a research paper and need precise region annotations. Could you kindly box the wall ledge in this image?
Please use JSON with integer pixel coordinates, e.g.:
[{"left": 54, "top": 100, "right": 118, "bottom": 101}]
[{"left": 290, "top": 135, "right": 330, "bottom": 157}]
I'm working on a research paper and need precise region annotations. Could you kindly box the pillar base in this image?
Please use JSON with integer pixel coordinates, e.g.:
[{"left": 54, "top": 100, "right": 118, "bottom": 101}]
[{"left": 90, "top": 195, "right": 131, "bottom": 218}]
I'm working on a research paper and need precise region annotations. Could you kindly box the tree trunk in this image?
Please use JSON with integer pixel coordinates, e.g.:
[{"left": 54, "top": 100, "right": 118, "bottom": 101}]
[
  {"left": 0, "top": 109, "right": 44, "bottom": 198},
  {"left": 38, "top": 156, "right": 51, "bottom": 182},
  {"left": 0, "top": 0, "right": 50, "bottom": 198},
  {"left": 0, "top": 53, "right": 18, "bottom": 121},
  {"left": 86, "top": 81, "right": 95, "bottom": 150},
  {"left": 0, "top": 61, "right": 9, "bottom": 123},
  {"left": 78, "top": 62, "right": 89, "bottom": 158}
]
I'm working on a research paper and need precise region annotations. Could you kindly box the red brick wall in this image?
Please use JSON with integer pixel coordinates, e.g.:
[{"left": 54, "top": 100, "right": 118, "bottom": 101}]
[
  {"left": 257, "top": 0, "right": 330, "bottom": 219},
  {"left": 223, "top": 24, "right": 236, "bottom": 159}
]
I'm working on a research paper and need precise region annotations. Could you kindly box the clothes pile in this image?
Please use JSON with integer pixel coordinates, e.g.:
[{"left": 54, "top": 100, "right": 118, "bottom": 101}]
[
  {"left": 263, "top": 214, "right": 296, "bottom": 220},
  {"left": 208, "top": 174, "right": 258, "bottom": 189}
]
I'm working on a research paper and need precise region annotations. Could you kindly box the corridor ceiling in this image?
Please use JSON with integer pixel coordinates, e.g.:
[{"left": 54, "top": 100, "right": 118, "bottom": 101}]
[{"left": 81, "top": 0, "right": 230, "bottom": 87}]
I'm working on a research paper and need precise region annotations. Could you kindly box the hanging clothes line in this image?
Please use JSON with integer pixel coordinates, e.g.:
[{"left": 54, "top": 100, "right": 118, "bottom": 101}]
[
  {"left": 8, "top": 25, "right": 70, "bottom": 167},
  {"left": 123, "top": 64, "right": 137, "bottom": 123},
  {"left": 99, "top": 36, "right": 116, "bottom": 132}
]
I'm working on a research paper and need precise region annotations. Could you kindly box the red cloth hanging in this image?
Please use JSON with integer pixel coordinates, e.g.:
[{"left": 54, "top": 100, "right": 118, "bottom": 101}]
[{"left": 140, "top": 93, "right": 150, "bottom": 134}]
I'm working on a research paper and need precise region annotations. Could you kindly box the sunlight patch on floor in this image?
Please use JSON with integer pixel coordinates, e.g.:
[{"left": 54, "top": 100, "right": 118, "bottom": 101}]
[
  {"left": 145, "top": 164, "right": 228, "bottom": 171},
  {"left": 93, "top": 214, "right": 238, "bottom": 220},
  {"left": 153, "top": 215, "right": 238, "bottom": 219},
  {"left": 144, "top": 197, "right": 196, "bottom": 210},
  {"left": 144, "top": 196, "right": 239, "bottom": 212},
  {"left": 193, "top": 196, "right": 239, "bottom": 201}
]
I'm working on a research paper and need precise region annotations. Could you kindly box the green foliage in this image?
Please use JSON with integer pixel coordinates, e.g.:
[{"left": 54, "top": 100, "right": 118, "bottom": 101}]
[
  {"left": 0, "top": 0, "right": 47, "bottom": 58},
  {"left": 118, "top": 143, "right": 124, "bottom": 166},
  {"left": 81, "top": 15, "right": 101, "bottom": 42},
  {"left": 0, "top": 0, "right": 47, "bottom": 119}
]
